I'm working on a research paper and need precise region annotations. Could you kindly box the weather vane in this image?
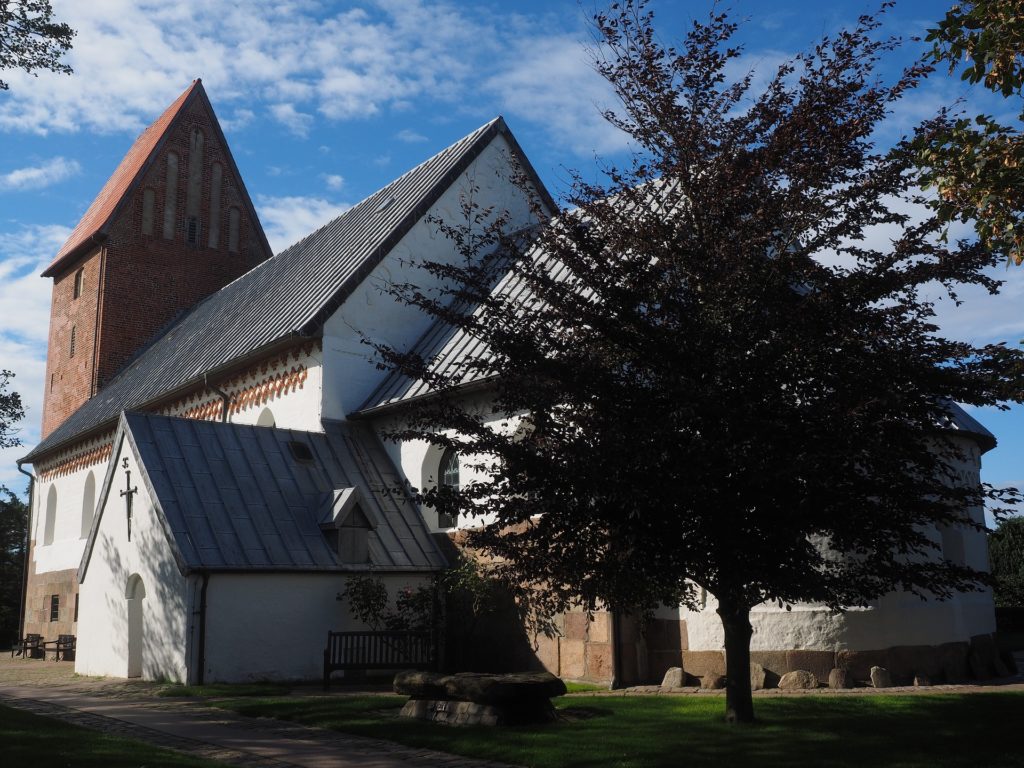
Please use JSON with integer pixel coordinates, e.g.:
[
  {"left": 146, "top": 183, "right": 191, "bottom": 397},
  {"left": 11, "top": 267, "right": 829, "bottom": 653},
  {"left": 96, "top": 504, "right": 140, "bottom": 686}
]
[{"left": 120, "top": 457, "right": 138, "bottom": 541}]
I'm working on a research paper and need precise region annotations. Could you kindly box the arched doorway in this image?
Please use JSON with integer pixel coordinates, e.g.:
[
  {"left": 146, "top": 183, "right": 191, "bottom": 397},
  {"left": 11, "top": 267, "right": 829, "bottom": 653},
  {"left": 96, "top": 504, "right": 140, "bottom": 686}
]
[{"left": 126, "top": 574, "right": 146, "bottom": 678}]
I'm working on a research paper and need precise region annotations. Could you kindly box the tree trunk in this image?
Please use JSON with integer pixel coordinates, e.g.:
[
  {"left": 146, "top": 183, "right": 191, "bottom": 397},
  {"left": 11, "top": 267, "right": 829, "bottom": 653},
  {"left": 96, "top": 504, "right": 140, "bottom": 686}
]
[{"left": 717, "top": 599, "right": 755, "bottom": 724}]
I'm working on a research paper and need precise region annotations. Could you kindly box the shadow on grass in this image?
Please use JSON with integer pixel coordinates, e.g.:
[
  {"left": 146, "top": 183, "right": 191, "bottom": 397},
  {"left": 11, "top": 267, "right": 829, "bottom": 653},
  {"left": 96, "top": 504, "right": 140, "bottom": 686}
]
[
  {"left": 215, "top": 692, "right": 1024, "bottom": 768},
  {"left": 0, "top": 704, "right": 224, "bottom": 768}
]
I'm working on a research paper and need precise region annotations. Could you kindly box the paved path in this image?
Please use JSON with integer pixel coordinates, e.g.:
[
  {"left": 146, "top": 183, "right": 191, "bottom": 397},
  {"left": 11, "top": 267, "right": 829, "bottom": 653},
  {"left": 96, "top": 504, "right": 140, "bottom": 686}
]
[{"left": 0, "top": 658, "right": 518, "bottom": 768}]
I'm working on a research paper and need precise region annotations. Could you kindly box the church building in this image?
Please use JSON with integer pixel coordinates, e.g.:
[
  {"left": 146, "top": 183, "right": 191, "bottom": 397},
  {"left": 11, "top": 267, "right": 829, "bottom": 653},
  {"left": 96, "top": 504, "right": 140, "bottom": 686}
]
[{"left": 17, "top": 82, "right": 1003, "bottom": 686}]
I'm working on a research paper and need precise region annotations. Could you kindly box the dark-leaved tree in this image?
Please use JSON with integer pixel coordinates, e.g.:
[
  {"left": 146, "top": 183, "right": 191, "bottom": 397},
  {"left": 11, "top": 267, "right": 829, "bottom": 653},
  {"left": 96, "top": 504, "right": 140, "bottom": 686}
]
[
  {"left": 990, "top": 516, "right": 1024, "bottom": 608},
  {"left": 0, "top": 0, "right": 75, "bottom": 91},
  {"left": 1, "top": 370, "right": 25, "bottom": 449},
  {"left": 0, "top": 486, "right": 28, "bottom": 647},
  {"left": 372, "top": 3, "right": 1024, "bottom": 723}
]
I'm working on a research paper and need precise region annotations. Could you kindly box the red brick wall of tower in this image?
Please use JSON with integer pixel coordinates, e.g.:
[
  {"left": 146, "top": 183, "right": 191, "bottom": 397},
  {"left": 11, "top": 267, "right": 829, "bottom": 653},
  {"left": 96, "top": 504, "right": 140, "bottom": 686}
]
[{"left": 41, "top": 96, "right": 271, "bottom": 438}]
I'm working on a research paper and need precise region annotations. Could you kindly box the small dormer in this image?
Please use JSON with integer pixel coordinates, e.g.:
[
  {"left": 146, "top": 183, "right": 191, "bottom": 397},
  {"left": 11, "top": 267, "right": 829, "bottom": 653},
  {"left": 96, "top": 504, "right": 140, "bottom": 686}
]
[{"left": 319, "top": 487, "right": 375, "bottom": 564}]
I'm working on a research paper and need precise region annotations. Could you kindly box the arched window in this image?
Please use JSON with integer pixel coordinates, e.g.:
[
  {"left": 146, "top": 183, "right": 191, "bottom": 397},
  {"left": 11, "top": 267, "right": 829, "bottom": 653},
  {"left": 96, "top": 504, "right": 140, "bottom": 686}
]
[
  {"left": 163, "top": 151, "right": 179, "bottom": 239},
  {"left": 73, "top": 268, "right": 84, "bottom": 299},
  {"left": 186, "top": 127, "right": 204, "bottom": 225},
  {"left": 81, "top": 471, "right": 96, "bottom": 539},
  {"left": 437, "top": 448, "right": 459, "bottom": 529},
  {"left": 256, "top": 407, "right": 276, "bottom": 427},
  {"left": 141, "top": 187, "right": 156, "bottom": 236},
  {"left": 43, "top": 486, "right": 57, "bottom": 545},
  {"left": 227, "top": 207, "right": 240, "bottom": 253},
  {"left": 207, "top": 162, "right": 223, "bottom": 248}
]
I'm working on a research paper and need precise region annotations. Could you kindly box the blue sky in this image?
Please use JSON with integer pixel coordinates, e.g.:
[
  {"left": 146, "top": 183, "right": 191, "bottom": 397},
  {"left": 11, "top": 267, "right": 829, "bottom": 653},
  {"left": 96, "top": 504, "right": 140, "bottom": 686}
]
[{"left": 1, "top": 0, "right": 1022, "bottom": 513}]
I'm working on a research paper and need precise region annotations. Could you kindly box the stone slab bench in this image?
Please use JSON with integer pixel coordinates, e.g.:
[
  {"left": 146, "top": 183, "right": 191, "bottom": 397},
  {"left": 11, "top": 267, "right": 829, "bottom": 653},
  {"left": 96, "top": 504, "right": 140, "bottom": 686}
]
[{"left": 394, "top": 670, "right": 567, "bottom": 726}]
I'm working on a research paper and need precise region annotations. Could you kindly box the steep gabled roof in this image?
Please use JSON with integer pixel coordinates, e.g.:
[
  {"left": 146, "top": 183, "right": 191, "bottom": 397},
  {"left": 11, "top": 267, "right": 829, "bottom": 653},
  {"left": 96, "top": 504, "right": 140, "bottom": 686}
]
[
  {"left": 80, "top": 412, "right": 447, "bottom": 580},
  {"left": 24, "top": 117, "right": 553, "bottom": 463}
]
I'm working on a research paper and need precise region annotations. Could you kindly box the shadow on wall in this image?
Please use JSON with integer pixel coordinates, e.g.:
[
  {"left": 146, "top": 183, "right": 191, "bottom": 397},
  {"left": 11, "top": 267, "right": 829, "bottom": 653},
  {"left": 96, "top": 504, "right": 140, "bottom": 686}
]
[{"left": 98, "top": 520, "right": 188, "bottom": 682}]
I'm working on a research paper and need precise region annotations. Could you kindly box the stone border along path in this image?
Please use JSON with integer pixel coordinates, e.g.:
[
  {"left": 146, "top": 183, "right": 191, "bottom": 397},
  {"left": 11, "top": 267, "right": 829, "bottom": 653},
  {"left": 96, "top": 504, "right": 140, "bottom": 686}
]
[{"left": 2, "top": 654, "right": 1024, "bottom": 767}]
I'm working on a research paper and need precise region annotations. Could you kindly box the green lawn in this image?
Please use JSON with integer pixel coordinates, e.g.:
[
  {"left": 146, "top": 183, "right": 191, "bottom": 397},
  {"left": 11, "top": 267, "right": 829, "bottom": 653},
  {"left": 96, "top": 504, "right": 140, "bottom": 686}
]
[
  {"left": 0, "top": 704, "right": 226, "bottom": 768},
  {"left": 214, "top": 692, "right": 1024, "bottom": 768}
]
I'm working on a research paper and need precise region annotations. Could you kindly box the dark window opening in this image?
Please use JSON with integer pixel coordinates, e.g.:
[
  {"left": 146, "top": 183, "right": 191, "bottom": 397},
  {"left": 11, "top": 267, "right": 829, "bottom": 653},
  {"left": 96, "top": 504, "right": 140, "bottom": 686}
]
[
  {"left": 49, "top": 594, "right": 59, "bottom": 622},
  {"left": 339, "top": 506, "right": 372, "bottom": 563},
  {"left": 288, "top": 441, "right": 314, "bottom": 463},
  {"left": 73, "top": 268, "right": 84, "bottom": 299},
  {"left": 186, "top": 216, "right": 199, "bottom": 245},
  {"left": 50, "top": 373, "right": 54, "bottom": 392},
  {"left": 438, "top": 448, "right": 459, "bottom": 528},
  {"left": 69, "top": 326, "right": 76, "bottom": 358},
  {"left": 74, "top": 593, "right": 79, "bottom": 623}
]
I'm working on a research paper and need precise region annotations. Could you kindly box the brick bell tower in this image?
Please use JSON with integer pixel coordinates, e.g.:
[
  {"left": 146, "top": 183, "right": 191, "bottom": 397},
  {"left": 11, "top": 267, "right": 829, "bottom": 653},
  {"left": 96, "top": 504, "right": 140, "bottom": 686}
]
[{"left": 40, "top": 80, "right": 273, "bottom": 437}]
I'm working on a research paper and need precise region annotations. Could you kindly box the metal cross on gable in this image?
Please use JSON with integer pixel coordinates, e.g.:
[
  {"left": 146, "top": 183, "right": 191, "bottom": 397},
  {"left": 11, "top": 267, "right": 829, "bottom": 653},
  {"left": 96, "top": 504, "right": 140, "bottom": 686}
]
[{"left": 120, "top": 457, "right": 138, "bottom": 541}]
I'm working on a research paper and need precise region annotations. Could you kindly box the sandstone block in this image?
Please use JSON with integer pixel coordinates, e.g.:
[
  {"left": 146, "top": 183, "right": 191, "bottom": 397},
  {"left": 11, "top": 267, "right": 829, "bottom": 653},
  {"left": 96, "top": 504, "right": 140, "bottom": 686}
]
[
  {"left": 701, "top": 674, "right": 726, "bottom": 690},
  {"left": 870, "top": 666, "right": 892, "bottom": 688},
  {"left": 828, "top": 668, "right": 851, "bottom": 689},
  {"left": 661, "top": 666, "right": 685, "bottom": 689},
  {"left": 750, "top": 663, "right": 767, "bottom": 691},
  {"left": 778, "top": 670, "right": 818, "bottom": 689},
  {"left": 560, "top": 639, "right": 586, "bottom": 679}
]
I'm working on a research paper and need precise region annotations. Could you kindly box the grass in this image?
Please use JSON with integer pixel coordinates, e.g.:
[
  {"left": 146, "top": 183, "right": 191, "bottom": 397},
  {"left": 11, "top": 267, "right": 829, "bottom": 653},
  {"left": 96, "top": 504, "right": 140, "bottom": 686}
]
[
  {"left": 213, "top": 691, "right": 1024, "bottom": 768},
  {"left": 0, "top": 704, "right": 226, "bottom": 768},
  {"left": 564, "top": 681, "right": 608, "bottom": 693}
]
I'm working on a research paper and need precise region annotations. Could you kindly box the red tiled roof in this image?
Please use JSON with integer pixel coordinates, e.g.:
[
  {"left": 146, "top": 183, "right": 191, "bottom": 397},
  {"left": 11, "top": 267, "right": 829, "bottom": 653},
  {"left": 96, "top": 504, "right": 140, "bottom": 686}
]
[{"left": 43, "top": 80, "right": 202, "bottom": 277}]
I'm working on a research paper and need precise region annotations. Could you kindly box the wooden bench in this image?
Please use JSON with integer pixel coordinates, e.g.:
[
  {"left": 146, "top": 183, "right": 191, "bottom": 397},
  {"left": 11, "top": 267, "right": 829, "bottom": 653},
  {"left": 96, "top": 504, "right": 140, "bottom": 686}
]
[
  {"left": 10, "top": 633, "right": 43, "bottom": 659},
  {"left": 42, "top": 634, "right": 76, "bottom": 662},
  {"left": 324, "top": 630, "right": 435, "bottom": 689}
]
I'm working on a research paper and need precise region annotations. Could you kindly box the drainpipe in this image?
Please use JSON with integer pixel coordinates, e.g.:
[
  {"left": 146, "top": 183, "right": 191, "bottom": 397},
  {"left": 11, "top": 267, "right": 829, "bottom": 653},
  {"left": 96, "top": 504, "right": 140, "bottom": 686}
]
[
  {"left": 203, "top": 374, "right": 232, "bottom": 423},
  {"left": 16, "top": 463, "right": 35, "bottom": 642},
  {"left": 196, "top": 572, "right": 210, "bottom": 685}
]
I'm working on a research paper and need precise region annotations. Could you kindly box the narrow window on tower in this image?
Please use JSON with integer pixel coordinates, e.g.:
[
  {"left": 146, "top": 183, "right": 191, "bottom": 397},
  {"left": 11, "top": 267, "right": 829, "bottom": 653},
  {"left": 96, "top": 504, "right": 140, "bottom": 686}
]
[
  {"left": 50, "top": 373, "right": 54, "bottom": 391},
  {"left": 74, "top": 593, "right": 79, "bottom": 623},
  {"left": 228, "top": 207, "right": 240, "bottom": 253},
  {"left": 69, "top": 326, "right": 76, "bottom": 358},
  {"left": 163, "top": 151, "right": 179, "bottom": 239},
  {"left": 186, "top": 215, "right": 200, "bottom": 246},
  {"left": 73, "top": 268, "right": 84, "bottom": 299},
  {"left": 207, "top": 162, "right": 223, "bottom": 248},
  {"left": 141, "top": 187, "right": 156, "bottom": 236}
]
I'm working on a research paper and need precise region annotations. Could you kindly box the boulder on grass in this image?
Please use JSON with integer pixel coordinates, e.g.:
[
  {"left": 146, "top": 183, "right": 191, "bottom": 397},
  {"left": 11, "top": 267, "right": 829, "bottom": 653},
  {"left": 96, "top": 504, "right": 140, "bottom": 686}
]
[
  {"left": 778, "top": 670, "right": 818, "bottom": 690},
  {"left": 870, "top": 666, "right": 892, "bottom": 689},
  {"left": 828, "top": 668, "right": 851, "bottom": 689},
  {"left": 661, "top": 667, "right": 685, "bottom": 689},
  {"left": 701, "top": 674, "right": 726, "bottom": 690},
  {"left": 394, "top": 670, "right": 566, "bottom": 705},
  {"left": 750, "top": 663, "right": 767, "bottom": 691}
]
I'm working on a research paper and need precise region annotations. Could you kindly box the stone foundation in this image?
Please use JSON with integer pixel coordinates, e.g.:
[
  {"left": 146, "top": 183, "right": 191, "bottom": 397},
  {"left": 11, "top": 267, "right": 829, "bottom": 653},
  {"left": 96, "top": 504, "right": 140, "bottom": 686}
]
[{"left": 22, "top": 555, "right": 78, "bottom": 642}]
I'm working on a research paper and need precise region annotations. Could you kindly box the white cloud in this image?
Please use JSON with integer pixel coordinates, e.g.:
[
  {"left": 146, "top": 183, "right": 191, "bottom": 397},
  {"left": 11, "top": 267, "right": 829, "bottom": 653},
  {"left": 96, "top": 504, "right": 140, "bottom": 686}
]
[
  {"left": 0, "top": 157, "right": 81, "bottom": 191},
  {"left": 255, "top": 194, "right": 350, "bottom": 254},
  {"left": 485, "top": 34, "right": 629, "bottom": 156},
  {"left": 396, "top": 128, "right": 427, "bottom": 143},
  {"left": 270, "top": 103, "right": 314, "bottom": 138},
  {"left": 323, "top": 174, "right": 344, "bottom": 191},
  {"left": 0, "top": 223, "right": 71, "bottom": 492}
]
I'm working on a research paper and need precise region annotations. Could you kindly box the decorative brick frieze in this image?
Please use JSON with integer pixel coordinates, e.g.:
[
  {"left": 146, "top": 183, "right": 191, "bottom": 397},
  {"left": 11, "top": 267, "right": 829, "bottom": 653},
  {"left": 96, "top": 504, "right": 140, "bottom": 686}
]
[{"left": 37, "top": 435, "right": 115, "bottom": 481}]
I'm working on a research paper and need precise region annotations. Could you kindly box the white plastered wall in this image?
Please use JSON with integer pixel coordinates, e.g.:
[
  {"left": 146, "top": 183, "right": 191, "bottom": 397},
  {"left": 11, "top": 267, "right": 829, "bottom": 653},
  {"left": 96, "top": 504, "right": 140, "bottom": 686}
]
[
  {"left": 680, "top": 434, "right": 995, "bottom": 653},
  {"left": 321, "top": 133, "right": 542, "bottom": 421},
  {"left": 200, "top": 573, "right": 432, "bottom": 682},
  {"left": 31, "top": 461, "right": 104, "bottom": 575},
  {"left": 75, "top": 437, "right": 189, "bottom": 682},
  {"left": 373, "top": 391, "right": 512, "bottom": 532}
]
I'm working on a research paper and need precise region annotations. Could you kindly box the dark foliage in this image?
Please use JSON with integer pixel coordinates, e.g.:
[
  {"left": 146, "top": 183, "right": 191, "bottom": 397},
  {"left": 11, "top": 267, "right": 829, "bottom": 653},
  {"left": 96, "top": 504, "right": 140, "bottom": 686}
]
[
  {"left": 372, "top": 2, "right": 1024, "bottom": 723},
  {"left": 0, "top": 486, "right": 28, "bottom": 647},
  {"left": 990, "top": 516, "right": 1024, "bottom": 608},
  {"left": 0, "top": 370, "right": 25, "bottom": 449},
  {"left": 0, "top": 0, "right": 75, "bottom": 91}
]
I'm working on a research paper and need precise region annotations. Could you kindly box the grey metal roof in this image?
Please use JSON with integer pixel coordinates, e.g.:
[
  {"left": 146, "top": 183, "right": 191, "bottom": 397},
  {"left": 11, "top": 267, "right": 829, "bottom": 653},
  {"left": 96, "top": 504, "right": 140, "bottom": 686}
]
[
  {"left": 25, "top": 116, "right": 554, "bottom": 464},
  {"left": 80, "top": 412, "right": 447, "bottom": 578}
]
